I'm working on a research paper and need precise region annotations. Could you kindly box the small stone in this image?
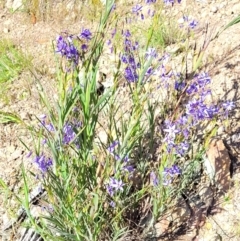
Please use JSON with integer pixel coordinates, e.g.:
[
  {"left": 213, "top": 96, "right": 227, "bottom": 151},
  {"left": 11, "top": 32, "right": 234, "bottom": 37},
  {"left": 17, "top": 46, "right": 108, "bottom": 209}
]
[
  {"left": 154, "top": 217, "right": 170, "bottom": 237},
  {"left": 9, "top": 149, "right": 22, "bottom": 161},
  {"left": 177, "top": 17, "right": 185, "bottom": 24},
  {"left": 210, "top": 6, "right": 218, "bottom": 13},
  {"left": 166, "top": 196, "right": 191, "bottom": 229},
  {"left": 3, "top": 27, "right": 9, "bottom": 33},
  {"left": 5, "top": 0, "right": 13, "bottom": 9},
  {"left": 199, "top": 186, "right": 214, "bottom": 210},
  {"left": 231, "top": 132, "right": 240, "bottom": 143},
  {"left": 217, "top": 125, "right": 225, "bottom": 135},
  {"left": 12, "top": 0, "right": 23, "bottom": 11},
  {"left": 205, "top": 139, "right": 231, "bottom": 192}
]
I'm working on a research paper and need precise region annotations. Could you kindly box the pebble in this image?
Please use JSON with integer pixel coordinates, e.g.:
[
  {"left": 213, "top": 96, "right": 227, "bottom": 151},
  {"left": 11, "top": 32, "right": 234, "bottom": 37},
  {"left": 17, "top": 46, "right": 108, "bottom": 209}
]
[
  {"left": 3, "top": 27, "right": 9, "bottom": 33},
  {"left": 217, "top": 125, "right": 225, "bottom": 135},
  {"left": 210, "top": 6, "right": 218, "bottom": 13}
]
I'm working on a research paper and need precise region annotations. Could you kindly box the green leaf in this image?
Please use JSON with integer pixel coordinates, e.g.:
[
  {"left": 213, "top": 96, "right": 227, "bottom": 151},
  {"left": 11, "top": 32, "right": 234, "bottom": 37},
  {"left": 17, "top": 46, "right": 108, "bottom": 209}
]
[{"left": 0, "top": 111, "right": 23, "bottom": 124}]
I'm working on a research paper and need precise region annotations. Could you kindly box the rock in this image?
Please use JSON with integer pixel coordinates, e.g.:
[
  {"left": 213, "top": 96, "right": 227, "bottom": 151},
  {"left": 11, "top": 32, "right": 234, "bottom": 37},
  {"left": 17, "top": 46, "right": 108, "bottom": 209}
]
[
  {"left": 5, "top": 0, "right": 13, "bottom": 9},
  {"left": 198, "top": 186, "right": 214, "bottom": 212},
  {"left": 167, "top": 197, "right": 191, "bottom": 229},
  {"left": 154, "top": 217, "right": 170, "bottom": 237},
  {"left": 204, "top": 139, "right": 231, "bottom": 192},
  {"left": 12, "top": 0, "right": 23, "bottom": 11},
  {"left": 3, "top": 27, "right": 9, "bottom": 33},
  {"left": 95, "top": 130, "right": 108, "bottom": 145},
  {"left": 9, "top": 149, "right": 23, "bottom": 161},
  {"left": 231, "top": 132, "right": 240, "bottom": 143},
  {"left": 217, "top": 125, "right": 225, "bottom": 135},
  {"left": 177, "top": 17, "right": 185, "bottom": 24},
  {"left": 210, "top": 6, "right": 218, "bottom": 13}
]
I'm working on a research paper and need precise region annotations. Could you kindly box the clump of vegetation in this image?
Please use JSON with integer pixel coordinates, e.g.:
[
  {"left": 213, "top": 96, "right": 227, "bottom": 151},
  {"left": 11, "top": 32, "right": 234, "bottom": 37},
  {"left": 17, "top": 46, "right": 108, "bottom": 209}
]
[
  {"left": 1, "top": 0, "right": 239, "bottom": 240},
  {"left": 0, "top": 39, "right": 31, "bottom": 83}
]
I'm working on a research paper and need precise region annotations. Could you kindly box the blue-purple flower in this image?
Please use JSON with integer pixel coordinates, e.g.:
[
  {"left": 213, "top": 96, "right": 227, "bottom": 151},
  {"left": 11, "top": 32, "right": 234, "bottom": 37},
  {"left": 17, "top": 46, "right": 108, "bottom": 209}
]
[
  {"left": 150, "top": 171, "right": 159, "bottom": 186},
  {"left": 125, "top": 66, "right": 138, "bottom": 82},
  {"left": 163, "top": 122, "right": 180, "bottom": 139},
  {"left": 163, "top": 165, "right": 181, "bottom": 186},
  {"left": 132, "top": 4, "right": 142, "bottom": 14},
  {"left": 189, "top": 20, "right": 198, "bottom": 29},
  {"left": 107, "top": 141, "right": 120, "bottom": 153},
  {"left": 146, "top": 47, "right": 158, "bottom": 59},
  {"left": 223, "top": 101, "right": 235, "bottom": 112},
  {"left": 62, "top": 123, "right": 76, "bottom": 145},
  {"left": 163, "top": 0, "right": 174, "bottom": 4},
  {"left": 56, "top": 35, "right": 79, "bottom": 65},
  {"left": 146, "top": 0, "right": 156, "bottom": 3},
  {"left": 106, "top": 178, "right": 124, "bottom": 196},
  {"left": 79, "top": 29, "right": 92, "bottom": 41},
  {"left": 33, "top": 155, "right": 53, "bottom": 173}
]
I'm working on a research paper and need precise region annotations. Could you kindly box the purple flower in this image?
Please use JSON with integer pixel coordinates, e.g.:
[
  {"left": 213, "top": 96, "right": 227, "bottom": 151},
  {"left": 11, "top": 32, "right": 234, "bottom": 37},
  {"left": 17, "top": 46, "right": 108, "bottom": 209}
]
[
  {"left": 150, "top": 171, "right": 159, "bottom": 186},
  {"left": 46, "top": 123, "right": 55, "bottom": 132},
  {"left": 183, "top": 15, "right": 189, "bottom": 22},
  {"left": 182, "top": 128, "right": 190, "bottom": 138},
  {"left": 33, "top": 155, "right": 53, "bottom": 173},
  {"left": 189, "top": 20, "right": 198, "bottom": 29},
  {"left": 125, "top": 66, "right": 138, "bottom": 82},
  {"left": 186, "top": 83, "right": 199, "bottom": 95},
  {"left": 177, "top": 115, "right": 188, "bottom": 126},
  {"left": 186, "top": 99, "right": 204, "bottom": 120},
  {"left": 146, "top": 67, "right": 153, "bottom": 76},
  {"left": 163, "top": 165, "right": 181, "bottom": 186},
  {"left": 107, "top": 141, "right": 120, "bottom": 153},
  {"left": 81, "top": 44, "right": 88, "bottom": 51},
  {"left": 132, "top": 4, "right": 142, "bottom": 14},
  {"left": 56, "top": 36, "right": 68, "bottom": 54},
  {"left": 196, "top": 72, "right": 211, "bottom": 87},
  {"left": 203, "top": 105, "right": 219, "bottom": 119},
  {"left": 63, "top": 124, "right": 75, "bottom": 144},
  {"left": 146, "top": 0, "right": 156, "bottom": 3},
  {"left": 106, "top": 185, "right": 114, "bottom": 197},
  {"left": 79, "top": 29, "right": 92, "bottom": 41},
  {"left": 175, "top": 80, "right": 186, "bottom": 91},
  {"left": 223, "top": 101, "right": 235, "bottom": 112},
  {"left": 163, "top": 0, "right": 174, "bottom": 4},
  {"left": 111, "top": 28, "right": 116, "bottom": 38},
  {"left": 26, "top": 151, "right": 32, "bottom": 158},
  {"left": 176, "top": 141, "right": 189, "bottom": 156},
  {"left": 123, "top": 30, "right": 131, "bottom": 38},
  {"left": 158, "top": 53, "right": 170, "bottom": 65},
  {"left": 123, "top": 165, "right": 134, "bottom": 173},
  {"left": 121, "top": 54, "right": 128, "bottom": 64},
  {"left": 106, "top": 178, "right": 124, "bottom": 196},
  {"left": 145, "top": 48, "right": 157, "bottom": 59},
  {"left": 110, "top": 201, "right": 116, "bottom": 208},
  {"left": 133, "top": 41, "right": 139, "bottom": 51},
  {"left": 163, "top": 122, "right": 180, "bottom": 139},
  {"left": 111, "top": 3, "right": 116, "bottom": 12},
  {"left": 56, "top": 35, "right": 79, "bottom": 65}
]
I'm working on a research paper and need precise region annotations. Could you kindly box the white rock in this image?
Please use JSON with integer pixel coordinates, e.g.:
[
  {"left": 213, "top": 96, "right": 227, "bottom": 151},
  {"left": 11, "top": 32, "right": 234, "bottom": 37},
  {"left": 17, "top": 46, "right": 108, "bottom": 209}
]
[
  {"left": 210, "top": 6, "right": 218, "bottom": 13},
  {"left": 12, "top": 0, "right": 23, "bottom": 11},
  {"left": 3, "top": 27, "right": 9, "bottom": 33},
  {"left": 5, "top": 0, "right": 13, "bottom": 9}
]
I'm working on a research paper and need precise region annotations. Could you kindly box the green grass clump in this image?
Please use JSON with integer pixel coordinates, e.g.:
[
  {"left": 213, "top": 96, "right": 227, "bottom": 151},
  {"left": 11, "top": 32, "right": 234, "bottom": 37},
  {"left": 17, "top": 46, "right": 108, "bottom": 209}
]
[{"left": 0, "top": 39, "right": 32, "bottom": 83}]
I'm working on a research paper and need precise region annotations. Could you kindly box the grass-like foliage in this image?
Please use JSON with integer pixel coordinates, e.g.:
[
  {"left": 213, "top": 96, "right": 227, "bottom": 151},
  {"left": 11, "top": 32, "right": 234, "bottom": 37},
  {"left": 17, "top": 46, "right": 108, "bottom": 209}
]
[
  {"left": 0, "top": 39, "right": 31, "bottom": 83},
  {"left": 1, "top": 0, "right": 237, "bottom": 240}
]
